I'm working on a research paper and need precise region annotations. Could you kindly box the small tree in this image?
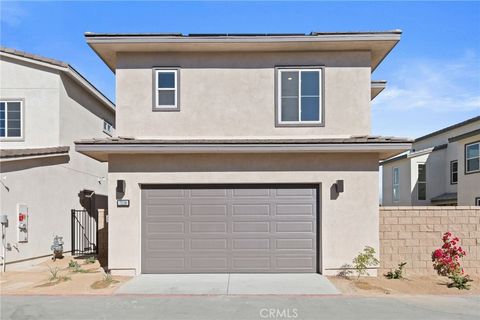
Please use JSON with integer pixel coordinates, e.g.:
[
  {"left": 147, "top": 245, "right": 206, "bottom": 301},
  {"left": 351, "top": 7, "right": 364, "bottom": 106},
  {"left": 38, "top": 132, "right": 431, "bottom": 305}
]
[
  {"left": 432, "top": 232, "right": 472, "bottom": 290},
  {"left": 353, "top": 246, "right": 379, "bottom": 279}
]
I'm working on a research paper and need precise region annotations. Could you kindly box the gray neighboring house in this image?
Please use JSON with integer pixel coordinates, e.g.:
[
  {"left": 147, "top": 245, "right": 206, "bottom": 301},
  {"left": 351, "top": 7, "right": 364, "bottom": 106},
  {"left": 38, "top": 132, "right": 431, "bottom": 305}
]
[
  {"left": 76, "top": 31, "right": 411, "bottom": 276},
  {"left": 382, "top": 116, "right": 480, "bottom": 206},
  {"left": 0, "top": 47, "right": 115, "bottom": 265}
]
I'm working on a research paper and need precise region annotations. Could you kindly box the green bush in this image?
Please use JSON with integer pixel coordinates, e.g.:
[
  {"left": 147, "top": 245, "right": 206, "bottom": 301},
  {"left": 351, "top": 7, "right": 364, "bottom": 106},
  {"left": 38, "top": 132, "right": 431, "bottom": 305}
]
[
  {"left": 85, "top": 256, "right": 96, "bottom": 264},
  {"left": 385, "top": 262, "right": 407, "bottom": 279},
  {"left": 448, "top": 274, "right": 473, "bottom": 290},
  {"left": 353, "top": 246, "right": 379, "bottom": 279}
]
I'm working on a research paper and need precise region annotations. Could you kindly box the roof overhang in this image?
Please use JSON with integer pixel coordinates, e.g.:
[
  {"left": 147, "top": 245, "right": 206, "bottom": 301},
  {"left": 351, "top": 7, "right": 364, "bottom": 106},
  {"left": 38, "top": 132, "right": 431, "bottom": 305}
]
[
  {"left": 371, "top": 80, "right": 387, "bottom": 100},
  {"left": 0, "top": 50, "right": 115, "bottom": 113},
  {"left": 0, "top": 146, "right": 70, "bottom": 163},
  {"left": 75, "top": 139, "right": 411, "bottom": 162},
  {"left": 84, "top": 31, "right": 402, "bottom": 73}
]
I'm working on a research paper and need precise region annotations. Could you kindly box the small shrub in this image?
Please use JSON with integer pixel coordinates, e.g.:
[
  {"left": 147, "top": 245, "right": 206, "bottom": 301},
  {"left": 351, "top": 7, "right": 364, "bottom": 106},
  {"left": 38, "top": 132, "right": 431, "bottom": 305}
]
[
  {"left": 432, "top": 232, "right": 466, "bottom": 276},
  {"left": 85, "top": 256, "right": 96, "bottom": 264},
  {"left": 385, "top": 262, "right": 407, "bottom": 279},
  {"left": 48, "top": 266, "right": 60, "bottom": 281},
  {"left": 432, "top": 231, "right": 472, "bottom": 290},
  {"left": 336, "top": 263, "right": 354, "bottom": 278},
  {"left": 448, "top": 274, "right": 473, "bottom": 290},
  {"left": 353, "top": 246, "right": 379, "bottom": 279},
  {"left": 68, "top": 260, "right": 80, "bottom": 269}
]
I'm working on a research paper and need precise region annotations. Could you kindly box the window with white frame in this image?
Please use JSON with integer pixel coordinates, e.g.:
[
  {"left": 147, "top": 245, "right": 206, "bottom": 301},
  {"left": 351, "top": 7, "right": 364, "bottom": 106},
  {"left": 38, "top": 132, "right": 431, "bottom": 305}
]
[
  {"left": 277, "top": 68, "right": 322, "bottom": 125},
  {"left": 465, "top": 141, "right": 480, "bottom": 174},
  {"left": 475, "top": 197, "right": 480, "bottom": 206},
  {"left": 418, "top": 163, "right": 427, "bottom": 200},
  {"left": 392, "top": 167, "right": 400, "bottom": 202},
  {"left": 154, "top": 69, "right": 178, "bottom": 109},
  {"left": 450, "top": 160, "right": 458, "bottom": 184},
  {"left": 103, "top": 120, "right": 113, "bottom": 136},
  {"left": 0, "top": 100, "right": 23, "bottom": 139}
]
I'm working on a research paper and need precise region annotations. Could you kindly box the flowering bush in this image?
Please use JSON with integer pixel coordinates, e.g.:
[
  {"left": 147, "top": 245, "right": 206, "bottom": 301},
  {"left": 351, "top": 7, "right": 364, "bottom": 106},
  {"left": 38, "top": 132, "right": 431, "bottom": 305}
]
[
  {"left": 432, "top": 232, "right": 472, "bottom": 290},
  {"left": 431, "top": 232, "right": 466, "bottom": 276}
]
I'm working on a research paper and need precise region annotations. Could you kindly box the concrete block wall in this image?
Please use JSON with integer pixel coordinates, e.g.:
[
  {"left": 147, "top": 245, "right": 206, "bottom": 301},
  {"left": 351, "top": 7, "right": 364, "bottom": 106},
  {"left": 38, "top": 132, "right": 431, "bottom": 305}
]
[{"left": 380, "top": 207, "right": 480, "bottom": 275}]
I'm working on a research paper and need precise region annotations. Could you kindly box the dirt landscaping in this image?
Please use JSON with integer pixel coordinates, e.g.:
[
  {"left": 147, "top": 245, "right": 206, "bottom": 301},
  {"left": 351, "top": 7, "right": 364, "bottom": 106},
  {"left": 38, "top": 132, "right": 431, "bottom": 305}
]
[
  {"left": 328, "top": 274, "right": 480, "bottom": 296},
  {"left": 0, "top": 255, "right": 131, "bottom": 295}
]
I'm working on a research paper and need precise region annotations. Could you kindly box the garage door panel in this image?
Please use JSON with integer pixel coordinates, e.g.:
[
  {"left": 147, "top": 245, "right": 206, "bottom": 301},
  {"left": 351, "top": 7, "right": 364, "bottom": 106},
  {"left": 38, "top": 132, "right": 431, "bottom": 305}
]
[
  {"left": 232, "top": 204, "right": 270, "bottom": 216},
  {"left": 232, "top": 221, "right": 270, "bottom": 233},
  {"left": 142, "top": 184, "right": 318, "bottom": 273},
  {"left": 190, "top": 222, "right": 227, "bottom": 233}
]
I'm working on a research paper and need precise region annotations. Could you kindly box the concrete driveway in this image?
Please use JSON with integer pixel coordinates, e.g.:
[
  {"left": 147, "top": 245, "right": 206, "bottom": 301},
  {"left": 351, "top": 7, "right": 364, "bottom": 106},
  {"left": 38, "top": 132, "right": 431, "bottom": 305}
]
[
  {"left": 115, "top": 273, "right": 340, "bottom": 295},
  {"left": 2, "top": 295, "right": 479, "bottom": 320}
]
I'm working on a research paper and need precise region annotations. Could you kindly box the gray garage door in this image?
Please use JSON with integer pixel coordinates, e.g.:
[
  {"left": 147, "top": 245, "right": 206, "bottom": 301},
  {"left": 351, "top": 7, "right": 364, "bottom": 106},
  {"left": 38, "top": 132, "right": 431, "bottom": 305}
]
[{"left": 141, "top": 184, "right": 318, "bottom": 273}]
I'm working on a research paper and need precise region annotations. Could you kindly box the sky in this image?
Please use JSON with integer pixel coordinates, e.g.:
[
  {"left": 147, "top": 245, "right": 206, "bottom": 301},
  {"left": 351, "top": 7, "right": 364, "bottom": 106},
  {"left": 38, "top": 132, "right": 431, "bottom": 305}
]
[{"left": 1, "top": 1, "right": 479, "bottom": 139}]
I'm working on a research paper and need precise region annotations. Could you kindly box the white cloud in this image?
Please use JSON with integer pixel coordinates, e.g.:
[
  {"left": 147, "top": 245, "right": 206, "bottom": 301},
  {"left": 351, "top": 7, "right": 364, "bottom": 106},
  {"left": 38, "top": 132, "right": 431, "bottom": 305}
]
[
  {"left": 0, "top": 2, "right": 28, "bottom": 27},
  {"left": 373, "top": 53, "right": 480, "bottom": 112}
]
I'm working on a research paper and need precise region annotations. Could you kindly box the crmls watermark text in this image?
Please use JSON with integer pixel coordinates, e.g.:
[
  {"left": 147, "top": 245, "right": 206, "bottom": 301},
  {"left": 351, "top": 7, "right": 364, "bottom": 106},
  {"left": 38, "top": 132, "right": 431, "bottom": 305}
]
[{"left": 259, "top": 308, "right": 298, "bottom": 319}]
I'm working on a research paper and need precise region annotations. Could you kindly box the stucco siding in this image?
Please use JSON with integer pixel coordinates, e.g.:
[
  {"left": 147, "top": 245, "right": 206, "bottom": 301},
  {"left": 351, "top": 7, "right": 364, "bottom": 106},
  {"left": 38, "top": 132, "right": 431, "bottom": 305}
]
[
  {"left": 107, "top": 153, "right": 380, "bottom": 276},
  {"left": 115, "top": 51, "right": 371, "bottom": 138},
  {"left": 0, "top": 57, "right": 60, "bottom": 148},
  {"left": 382, "top": 158, "right": 411, "bottom": 206},
  {"left": 457, "top": 136, "right": 480, "bottom": 205}
]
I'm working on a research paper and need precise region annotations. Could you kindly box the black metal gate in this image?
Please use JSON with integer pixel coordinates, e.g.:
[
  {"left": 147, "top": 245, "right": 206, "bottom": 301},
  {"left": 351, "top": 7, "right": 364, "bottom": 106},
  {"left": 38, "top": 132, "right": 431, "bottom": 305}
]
[{"left": 71, "top": 209, "right": 98, "bottom": 255}]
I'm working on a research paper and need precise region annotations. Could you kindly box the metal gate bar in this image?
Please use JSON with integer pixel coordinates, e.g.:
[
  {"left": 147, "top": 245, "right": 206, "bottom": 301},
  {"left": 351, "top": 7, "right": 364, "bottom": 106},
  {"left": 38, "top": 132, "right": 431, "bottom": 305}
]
[{"left": 71, "top": 209, "right": 98, "bottom": 256}]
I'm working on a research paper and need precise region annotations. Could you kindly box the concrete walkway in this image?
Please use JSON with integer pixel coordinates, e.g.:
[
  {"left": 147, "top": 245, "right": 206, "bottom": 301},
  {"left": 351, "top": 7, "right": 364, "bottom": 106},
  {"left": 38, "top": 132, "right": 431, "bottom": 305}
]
[{"left": 115, "top": 273, "right": 340, "bottom": 295}]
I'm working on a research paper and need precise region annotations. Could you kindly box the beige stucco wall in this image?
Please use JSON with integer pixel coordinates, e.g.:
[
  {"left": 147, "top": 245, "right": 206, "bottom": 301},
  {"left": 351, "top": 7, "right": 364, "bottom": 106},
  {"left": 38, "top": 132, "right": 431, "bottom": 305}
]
[
  {"left": 0, "top": 57, "right": 60, "bottom": 147},
  {"left": 457, "top": 135, "right": 480, "bottom": 206},
  {"left": 0, "top": 59, "right": 115, "bottom": 264},
  {"left": 382, "top": 157, "right": 411, "bottom": 206},
  {"left": 107, "top": 152, "right": 380, "bottom": 276},
  {"left": 115, "top": 51, "right": 371, "bottom": 139}
]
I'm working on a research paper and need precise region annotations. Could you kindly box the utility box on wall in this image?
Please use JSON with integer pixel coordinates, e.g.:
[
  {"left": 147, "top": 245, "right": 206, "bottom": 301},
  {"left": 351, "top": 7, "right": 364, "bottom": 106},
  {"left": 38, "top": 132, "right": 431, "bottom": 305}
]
[{"left": 17, "top": 204, "right": 28, "bottom": 243}]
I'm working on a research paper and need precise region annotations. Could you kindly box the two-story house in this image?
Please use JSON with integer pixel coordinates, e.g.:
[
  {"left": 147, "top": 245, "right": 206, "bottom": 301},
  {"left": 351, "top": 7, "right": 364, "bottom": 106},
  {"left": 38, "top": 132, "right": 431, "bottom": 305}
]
[
  {"left": 382, "top": 116, "right": 480, "bottom": 206},
  {"left": 0, "top": 47, "right": 115, "bottom": 265},
  {"left": 76, "top": 31, "right": 411, "bottom": 276}
]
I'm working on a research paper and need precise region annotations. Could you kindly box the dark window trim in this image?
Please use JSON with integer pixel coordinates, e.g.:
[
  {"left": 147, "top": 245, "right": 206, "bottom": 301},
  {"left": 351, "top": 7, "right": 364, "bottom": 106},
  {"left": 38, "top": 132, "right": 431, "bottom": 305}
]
[
  {"left": 0, "top": 98, "right": 25, "bottom": 142},
  {"left": 465, "top": 140, "right": 480, "bottom": 175},
  {"left": 450, "top": 160, "right": 458, "bottom": 185},
  {"left": 475, "top": 197, "right": 480, "bottom": 206},
  {"left": 274, "top": 66, "right": 325, "bottom": 128},
  {"left": 152, "top": 67, "right": 181, "bottom": 112}
]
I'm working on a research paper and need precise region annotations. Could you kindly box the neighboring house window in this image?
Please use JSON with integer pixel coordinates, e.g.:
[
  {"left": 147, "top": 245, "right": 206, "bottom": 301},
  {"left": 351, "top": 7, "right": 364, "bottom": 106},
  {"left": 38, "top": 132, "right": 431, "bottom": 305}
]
[
  {"left": 450, "top": 160, "right": 458, "bottom": 184},
  {"left": 0, "top": 100, "right": 23, "bottom": 139},
  {"left": 277, "top": 68, "right": 323, "bottom": 125},
  {"left": 417, "top": 163, "right": 427, "bottom": 200},
  {"left": 392, "top": 167, "right": 400, "bottom": 202},
  {"left": 476, "top": 197, "right": 480, "bottom": 206},
  {"left": 154, "top": 69, "right": 178, "bottom": 110},
  {"left": 103, "top": 120, "right": 113, "bottom": 136},
  {"left": 465, "top": 141, "right": 480, "bottom": 174}
]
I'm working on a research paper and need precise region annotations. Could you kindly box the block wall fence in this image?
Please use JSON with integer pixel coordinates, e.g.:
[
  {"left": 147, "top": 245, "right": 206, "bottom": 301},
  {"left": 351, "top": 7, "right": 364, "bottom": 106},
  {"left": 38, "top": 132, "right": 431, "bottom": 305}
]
[{"left": 379, "top": 207, "right": 480, "bottom": 275}]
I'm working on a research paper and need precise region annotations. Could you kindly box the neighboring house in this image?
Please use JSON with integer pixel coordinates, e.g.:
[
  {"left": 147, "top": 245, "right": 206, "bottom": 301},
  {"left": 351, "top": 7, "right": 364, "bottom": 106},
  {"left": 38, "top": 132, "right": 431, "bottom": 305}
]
[
  {"left": 76, "top": 31, "right": 411, "bottom": 276},
  {"left": 0, "top": 47, "right": 115, "bottom": 265},
  {"left": 381, "top": 116, "right": 480, "bottom": 206}
]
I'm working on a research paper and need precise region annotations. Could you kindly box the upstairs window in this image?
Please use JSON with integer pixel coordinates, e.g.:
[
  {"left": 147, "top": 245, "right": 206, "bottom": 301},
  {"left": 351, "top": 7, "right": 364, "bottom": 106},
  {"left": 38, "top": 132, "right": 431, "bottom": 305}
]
[
  {"left": 450, "top": 160, "right": 458, "bottom": 184},
  {"left": 392, "top": 167, "right": 400, "bottom": 202},
  {"left": 417, "top": 163, "right": 427, "bottom": 200},
  {"left": 103, "top": 120, "right": 114, "bottom": 136},
  {"left": 465, "top": 142, "right": 480, "bottom": 174},
  {"left": 154, "top": 69, "right": 179, "bottom": 110},
  {"left": 0, "top": 100, "right": 23, "bottom": 139},
  {"left": 277, "top": 68, "right": 323, "bottom": 125}
]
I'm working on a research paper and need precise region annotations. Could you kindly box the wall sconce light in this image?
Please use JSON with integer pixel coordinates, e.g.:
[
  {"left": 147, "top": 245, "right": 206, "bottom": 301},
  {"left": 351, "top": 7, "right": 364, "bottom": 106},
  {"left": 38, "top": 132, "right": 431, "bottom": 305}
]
[
  {"left": 116, "top": 180, "right": 126, "bottom": 194},
  {"left": 335, "top": 180, "right": 344, "bottom": 193}
]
